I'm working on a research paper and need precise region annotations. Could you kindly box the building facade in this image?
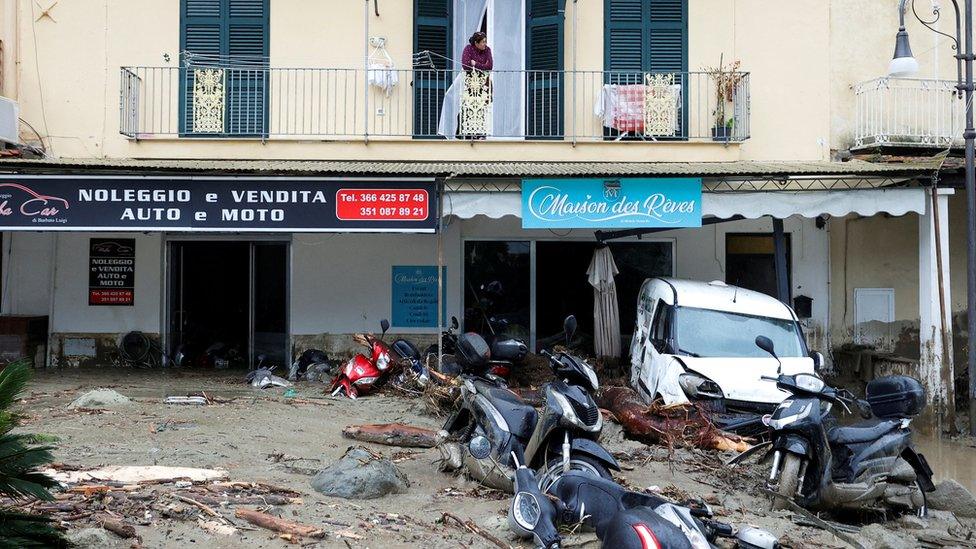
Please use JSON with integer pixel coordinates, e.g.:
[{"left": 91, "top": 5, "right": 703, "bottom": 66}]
[{"left": 0, "top": 0, "right": 967, "bottom": 421}]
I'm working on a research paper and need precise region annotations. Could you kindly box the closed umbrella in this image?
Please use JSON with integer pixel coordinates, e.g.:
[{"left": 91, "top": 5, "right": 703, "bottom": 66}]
[{"left": 587, "top": 246, "right": 621, "bottom": 360}]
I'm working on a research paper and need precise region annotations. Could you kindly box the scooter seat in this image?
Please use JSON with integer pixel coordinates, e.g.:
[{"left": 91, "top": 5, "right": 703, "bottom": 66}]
[
  {"left": 483, "top": 385, "right": 537, "bottom": 438},
  {"left": 828, "top": 419, "right": 901, "bottom": 445}
]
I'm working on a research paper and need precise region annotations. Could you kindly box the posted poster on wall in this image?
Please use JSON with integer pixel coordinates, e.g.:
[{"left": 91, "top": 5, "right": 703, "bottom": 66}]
[
  {"left": 391, "top": 266, "right": 447, "bottom": 328},
  {"left": 89, "top": 238, "right": 135, "bottom": 306}
]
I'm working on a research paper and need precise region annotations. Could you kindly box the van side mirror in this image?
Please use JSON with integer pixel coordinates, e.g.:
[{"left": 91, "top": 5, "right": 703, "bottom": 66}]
[
  {"left": 564, "top": 315, "right": 577, "bottom": 344},
  {"left": 809, "top": 351, "right": 825, "bottom": 372},
  {"left": 380, "top": 319, "right": 390, "bottom": 335}
]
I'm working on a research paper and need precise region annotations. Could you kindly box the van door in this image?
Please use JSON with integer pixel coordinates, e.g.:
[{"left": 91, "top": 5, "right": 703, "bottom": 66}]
[{"left": 636, "top": 299, "right": 672, "bottom": 400}]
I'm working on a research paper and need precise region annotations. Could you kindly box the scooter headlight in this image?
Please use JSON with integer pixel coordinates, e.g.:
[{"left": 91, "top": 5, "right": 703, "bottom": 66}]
[
  {"left": 583, "top": 362, "right": 599, "bottom": 391},
  {"left": 794, "top": 373, "right": 825, "bottom": 394},
  {"left": 768, "top": 401, "right": 813, "bottom": 430},
  {"left": 550, "top": 390, "right": 581, "bottom": 427},
  {"left": 376, "top": 352, "right": 390, "bottom": 371},
  {"left": 678, "top": 373, "right": 723, "bottom": 399},
  {"left": 512, "top": 492, "right": 541, "bottom": 530}
]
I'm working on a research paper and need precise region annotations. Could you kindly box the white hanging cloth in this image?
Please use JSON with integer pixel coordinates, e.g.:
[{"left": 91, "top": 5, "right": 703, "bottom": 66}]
[
  {"left": 367, "top": 41, "right": 399, "bottom": 96},
  {"left": 587, "top": 246, "right": 621, "bottom": 360}
]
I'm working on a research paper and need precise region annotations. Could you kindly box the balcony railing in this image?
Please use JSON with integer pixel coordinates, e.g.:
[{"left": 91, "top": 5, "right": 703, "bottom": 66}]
[
  {"left": 853, "top": 77, "right": 964, "bottom": 149},
  {"left": 120, "top": 65, "right": 750, "bottom": 143}
]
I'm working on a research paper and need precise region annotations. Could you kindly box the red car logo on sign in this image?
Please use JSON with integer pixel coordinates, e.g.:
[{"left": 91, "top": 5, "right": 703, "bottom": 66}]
[{"left": 0, "top": 183, "right": 70, "bottom": 218}]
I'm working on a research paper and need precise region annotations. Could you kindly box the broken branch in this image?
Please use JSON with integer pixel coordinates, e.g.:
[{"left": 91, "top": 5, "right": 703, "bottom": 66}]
[
  {"left": 441, "top": 512, "right": 512, "bottom": 549},
  {"left": 234, "top": 508, "right": 326, "bottom": 539},
  {"left": 342, "top": 423, "right": 439, "bottom": 448}
]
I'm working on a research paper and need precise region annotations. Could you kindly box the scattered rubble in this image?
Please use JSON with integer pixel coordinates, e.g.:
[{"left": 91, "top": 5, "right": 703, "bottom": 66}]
[
  {"left": 68, "top": 389, "right": 130, "bottom": 409},
  {"left": 310, "top": 446, "right": 410, "bottom": 499}
]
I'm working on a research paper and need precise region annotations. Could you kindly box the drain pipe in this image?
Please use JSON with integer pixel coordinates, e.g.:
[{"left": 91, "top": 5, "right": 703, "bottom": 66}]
[{"left": 45, "top": 233, "right": 59, "bottom": 369}]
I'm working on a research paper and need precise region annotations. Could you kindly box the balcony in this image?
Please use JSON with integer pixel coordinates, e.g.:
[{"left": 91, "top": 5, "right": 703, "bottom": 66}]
[
  {"left": 852, "top": 77, "right": 963, "bottom": 150},
  {"left": 119, "top": 65, "right": 750, "bottom": 143}
]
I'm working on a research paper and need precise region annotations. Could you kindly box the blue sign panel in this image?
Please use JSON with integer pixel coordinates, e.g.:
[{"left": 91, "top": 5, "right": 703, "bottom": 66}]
[
  {"left": 392, "top": 266, "right": 447, "bottom": 328},
  {"left": 521, "top": 178, "right": 702, "bottom": 229}
]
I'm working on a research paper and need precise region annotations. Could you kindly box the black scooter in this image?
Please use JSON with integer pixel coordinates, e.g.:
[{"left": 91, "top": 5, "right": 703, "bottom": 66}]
[
  {"left": 510, "top": 470, "right": 779, "bottom": 548},
  {"left": 440, "top": 316, "right": 619, "bottom": 491},
  {"left": 757, "top": 336, "right": 934, "bottom": 516}
]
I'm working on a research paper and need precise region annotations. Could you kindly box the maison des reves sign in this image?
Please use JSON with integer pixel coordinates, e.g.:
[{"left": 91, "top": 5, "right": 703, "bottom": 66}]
[
  {"left": 0, "top": 176, "right": 436, "bottom": 232},
  {"left": 521, "top": 178, "right": 702, "bottom": 229}
]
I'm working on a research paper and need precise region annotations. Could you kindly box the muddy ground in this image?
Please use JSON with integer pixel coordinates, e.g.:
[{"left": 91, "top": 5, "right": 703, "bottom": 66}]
[{"left": 12, "top": 368, "right": 976, "bottom": 548}]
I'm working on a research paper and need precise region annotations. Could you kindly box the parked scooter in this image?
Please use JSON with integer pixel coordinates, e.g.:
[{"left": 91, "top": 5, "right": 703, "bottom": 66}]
[
  {"left": 509, "top": 469, "right": 779, "bottom": 549},
  {"left": 330, "top": 319, "right": 397, "bottom": 399},
  {"left": 756, "top": 336, "right": 934, "bottom": 516},
  {"left": 440, "top": 315, "right": 619, "bottom": 491}
]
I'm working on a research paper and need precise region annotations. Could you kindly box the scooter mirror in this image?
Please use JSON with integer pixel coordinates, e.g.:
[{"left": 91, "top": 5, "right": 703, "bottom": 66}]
[
  {"left": 451, "top": 316, "right": 459, "bottom": 330},
  {"left": 564, "top": 315, "right": 577, "bottom": 344},
  {"left": 755, "top": 336, "right": 776, "bottom": 357},
  {"left": 380, "top": 319, "right": 390, "bottom": 335}
]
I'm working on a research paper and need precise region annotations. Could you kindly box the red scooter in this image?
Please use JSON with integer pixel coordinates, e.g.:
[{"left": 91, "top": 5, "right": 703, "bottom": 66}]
[{"left": 330, "top": 319, "right": 395, "bottom": 399}]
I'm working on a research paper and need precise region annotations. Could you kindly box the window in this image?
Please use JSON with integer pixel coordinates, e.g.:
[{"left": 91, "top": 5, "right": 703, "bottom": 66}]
[
  {"left": 726, "top": 233, "right": 792, "bottom": 300},
  {"left": 180, "top": 0, "right": 269, "bottom": 136},
  {"left": 650, "top": 300, "right": 672, "bottom": 352},
  {"left": 674, "top": 307, "right": 806, "bottom": 359}
]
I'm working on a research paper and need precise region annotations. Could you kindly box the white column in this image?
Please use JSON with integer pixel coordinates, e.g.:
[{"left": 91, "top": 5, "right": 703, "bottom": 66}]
[{"left": 918, "top": 188, "right": 954, "bottom": 423}]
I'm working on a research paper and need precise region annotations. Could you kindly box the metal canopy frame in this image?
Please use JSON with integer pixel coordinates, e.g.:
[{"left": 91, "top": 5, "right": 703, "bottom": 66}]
[{"left": 442, "top": 175, "right": 924, "bottom": 193}]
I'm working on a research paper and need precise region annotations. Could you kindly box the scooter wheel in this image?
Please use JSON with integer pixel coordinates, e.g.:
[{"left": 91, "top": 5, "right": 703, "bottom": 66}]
[
  {"left": 536, "top": 455, "right": 612, "bottom": 493},
  {"left": 771, "top": 454, "right": 802, "bottom": 511}
]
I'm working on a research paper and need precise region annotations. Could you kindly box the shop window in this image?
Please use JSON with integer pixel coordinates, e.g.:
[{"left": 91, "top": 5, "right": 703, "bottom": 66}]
[
  {"left": 726, "top": 233, "right": 792, "bottom": 300},
  {"left": 536, "top": 241, "right": 672, "bottom": 353},
  {"left": 463, "top": 241, "right": 530, "bottom": 340}
]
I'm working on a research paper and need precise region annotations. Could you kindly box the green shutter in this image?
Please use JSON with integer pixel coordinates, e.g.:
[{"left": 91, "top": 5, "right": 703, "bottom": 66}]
[
  {"left": 604, "top": 0, "right": 687, "bottom": 73},
  {"left": 604, "top": 0, "right": 687, "bottom": 137},
  {"left": 526, "top": 0, "right": 565, "bottom": 139},
  {"left": 180, "top": 0, "right": 268, "bottom": 135},
  {"left": 413, "top": 0, "right": 451, "bottom": 138}
]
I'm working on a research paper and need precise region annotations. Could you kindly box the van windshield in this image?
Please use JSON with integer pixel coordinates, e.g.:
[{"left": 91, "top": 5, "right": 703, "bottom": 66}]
[{"left": 673, "top": 307, "right": 805, "bottom": 359}]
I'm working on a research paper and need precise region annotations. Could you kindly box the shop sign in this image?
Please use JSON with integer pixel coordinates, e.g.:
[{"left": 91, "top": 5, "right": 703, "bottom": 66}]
[
  {"left": 391, "top": 266, "right": 447, "bottom": 328},
  {"left": 89, "top": 238, "right": 135, "bottom": 306},
  {"left": 0, "top": 176, "right": 436, "bottom": 233},
  {"left": 521, "top": 178, "right": 702, "bottom": 229}
]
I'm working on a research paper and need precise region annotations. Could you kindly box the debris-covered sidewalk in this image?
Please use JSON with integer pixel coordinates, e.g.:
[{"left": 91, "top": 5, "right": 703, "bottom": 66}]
[{"left": 11, "top": 369, "right": 976, "bottom": 548}]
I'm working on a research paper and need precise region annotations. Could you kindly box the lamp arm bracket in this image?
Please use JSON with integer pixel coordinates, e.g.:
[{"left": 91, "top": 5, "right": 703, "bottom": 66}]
[{"left": 911, "top": 0, "right": 960, "bottom": 51}]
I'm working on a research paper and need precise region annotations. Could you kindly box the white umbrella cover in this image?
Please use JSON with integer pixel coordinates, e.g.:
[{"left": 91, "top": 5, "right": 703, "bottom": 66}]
[{"left": 587, "top": 246, "right": 621, "bottom": 359}]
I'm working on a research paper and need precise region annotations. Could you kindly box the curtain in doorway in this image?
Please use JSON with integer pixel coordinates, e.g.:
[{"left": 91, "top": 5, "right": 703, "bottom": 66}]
[
  {"left": 588, "top": 246, "right": 621, "bottom": 361},
  {"left": 437, "top": 0, "right": 526, "bottom": 138}
]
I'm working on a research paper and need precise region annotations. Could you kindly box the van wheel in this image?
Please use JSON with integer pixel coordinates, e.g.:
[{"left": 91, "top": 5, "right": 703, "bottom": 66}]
[
  {"left": 771, "top": 454, "right": 802, "bottom": 511},
  {"left": 536, "top": 455, "right": 612, "bottom": 493}
]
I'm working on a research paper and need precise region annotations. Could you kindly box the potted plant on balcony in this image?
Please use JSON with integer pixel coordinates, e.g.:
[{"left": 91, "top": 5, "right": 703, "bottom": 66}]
[{"left": 704, "top": 55, "right": 743, "bottom": 142}]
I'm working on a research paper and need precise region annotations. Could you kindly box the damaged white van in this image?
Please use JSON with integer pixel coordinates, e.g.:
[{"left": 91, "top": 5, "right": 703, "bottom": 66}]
[{"left": 629, "top": 278, "right": 823, "bottom": 413}]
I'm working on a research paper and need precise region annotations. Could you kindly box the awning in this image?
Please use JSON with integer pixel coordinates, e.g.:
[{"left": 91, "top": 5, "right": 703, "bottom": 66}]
[{"left": 444, "top": 188, "right": 927, "bottom": 220}]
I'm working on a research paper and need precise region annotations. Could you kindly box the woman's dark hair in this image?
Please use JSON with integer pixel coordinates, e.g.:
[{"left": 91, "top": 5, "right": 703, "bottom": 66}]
[{"left": 469, "top": 32, "right": 487, "bottom": 47}]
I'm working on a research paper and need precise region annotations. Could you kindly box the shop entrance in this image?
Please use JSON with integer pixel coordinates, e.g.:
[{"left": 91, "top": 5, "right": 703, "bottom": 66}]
[
  {"left": 168, "top": 241, "right": 288, "bottom": 370},
  {"left": 535, "top": 242, "right": 673, "bottom": 354}
]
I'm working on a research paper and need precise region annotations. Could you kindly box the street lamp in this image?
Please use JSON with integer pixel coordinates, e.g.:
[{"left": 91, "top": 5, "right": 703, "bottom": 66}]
[{"left": 889, "top": 0, "right": 976, "bottom": 435}]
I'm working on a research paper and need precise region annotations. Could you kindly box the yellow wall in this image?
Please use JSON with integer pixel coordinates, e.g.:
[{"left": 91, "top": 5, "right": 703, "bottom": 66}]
[{"left": 1, "top": 0, "right": 845, "bottom": 163}]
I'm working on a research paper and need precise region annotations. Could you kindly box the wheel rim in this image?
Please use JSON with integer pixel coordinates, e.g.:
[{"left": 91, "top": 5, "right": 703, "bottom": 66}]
[{"left": 536, "top": 459, "right": 601, "bottom": 492}]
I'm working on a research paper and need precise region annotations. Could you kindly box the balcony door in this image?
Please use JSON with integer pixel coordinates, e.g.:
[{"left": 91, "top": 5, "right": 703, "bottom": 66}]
[
  {"left": 413, "top": 0, "right": 564, "bottom": 139},
  {"left": 179, "top": 0, "right": 269, "bottom": 136},
  {"left": 603, "top": 0, "right": 687, "bottom": 140}
]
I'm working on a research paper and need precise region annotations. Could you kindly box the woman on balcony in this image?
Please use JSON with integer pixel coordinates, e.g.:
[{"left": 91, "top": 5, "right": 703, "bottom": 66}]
[{"left": 460, "top": 32, "right": 493, "bottom": 139}]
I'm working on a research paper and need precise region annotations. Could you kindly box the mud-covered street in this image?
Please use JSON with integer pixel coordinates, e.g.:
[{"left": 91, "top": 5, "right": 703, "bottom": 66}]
[{"left": 7, "top": 369, "right": 974, "bottom": 548}]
